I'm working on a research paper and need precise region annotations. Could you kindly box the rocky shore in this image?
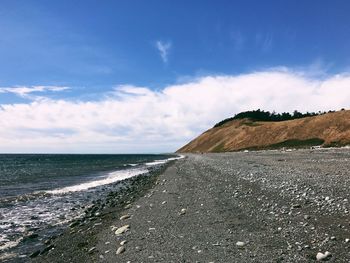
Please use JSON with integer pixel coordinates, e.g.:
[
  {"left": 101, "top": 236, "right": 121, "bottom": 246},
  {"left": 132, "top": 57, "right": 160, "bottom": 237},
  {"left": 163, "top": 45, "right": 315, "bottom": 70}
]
[
  {"left": 29, "top": 164, "right": 168, "bottom": 263},
  {"left": 33, "top": 149, "right": 350, "bottom": 262}
]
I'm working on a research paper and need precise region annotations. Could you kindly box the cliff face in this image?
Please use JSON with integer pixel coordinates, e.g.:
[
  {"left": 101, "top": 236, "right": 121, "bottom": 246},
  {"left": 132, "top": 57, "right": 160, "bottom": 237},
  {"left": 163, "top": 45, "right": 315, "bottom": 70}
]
[{"left": 177, "top": 110, "right": 350, "bottom": 153}]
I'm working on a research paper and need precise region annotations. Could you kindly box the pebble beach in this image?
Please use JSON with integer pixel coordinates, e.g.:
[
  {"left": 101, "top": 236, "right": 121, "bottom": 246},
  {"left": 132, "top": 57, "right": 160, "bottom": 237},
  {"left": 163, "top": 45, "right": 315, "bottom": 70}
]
[{"left": 33, "top": 148, "right": 350, "bottom": 262}]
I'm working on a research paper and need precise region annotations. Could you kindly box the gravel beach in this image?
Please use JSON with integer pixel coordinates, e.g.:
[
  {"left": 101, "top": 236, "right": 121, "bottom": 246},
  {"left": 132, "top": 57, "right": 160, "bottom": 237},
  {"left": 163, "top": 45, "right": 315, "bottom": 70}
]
[{"left": 34, "top": 149, "right": 350, "bottom": 262}]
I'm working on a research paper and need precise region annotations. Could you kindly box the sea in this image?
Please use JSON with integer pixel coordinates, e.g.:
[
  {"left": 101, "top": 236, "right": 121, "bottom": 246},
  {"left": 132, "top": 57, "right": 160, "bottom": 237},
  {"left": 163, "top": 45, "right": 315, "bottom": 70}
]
[{"left": 0, "top": 153, "right": 181, "bottom": 261}]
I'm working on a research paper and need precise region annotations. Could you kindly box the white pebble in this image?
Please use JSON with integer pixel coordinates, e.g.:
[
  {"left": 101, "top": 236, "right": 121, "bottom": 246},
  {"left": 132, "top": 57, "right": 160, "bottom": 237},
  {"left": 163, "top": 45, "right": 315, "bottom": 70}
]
[
  {"left": 120, "top": 214, "right": 131, "bottom": 220},
  {"left": 116, "top": 246, "right": 125, "bottom": 254},
  {"left": 316, "top": 251, "right": 331, "bottom": 261},
  {"left": 116, "top": 246, "right": 125, "bottom": 255},
  {"left": 115, "top": 225, "right": 130, "bottom": 235},
  {"left": 236, "top": 241, "right": 245, "bottom": 247}
]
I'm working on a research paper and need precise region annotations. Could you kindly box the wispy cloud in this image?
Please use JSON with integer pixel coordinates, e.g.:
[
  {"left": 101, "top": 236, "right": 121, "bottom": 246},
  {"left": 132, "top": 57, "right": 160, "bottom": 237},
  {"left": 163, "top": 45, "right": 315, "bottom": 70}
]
[
  {"left": 0, "top": 69, "right": 350, "bottom": 153},
  {"left": 0, "top": 86, "right": 69, "bottom": 99},
  {"left": 156, "top": 40, "right": 171, "bottom": 63},
  {"left": 256, "top": 32, "right": 273, "bottom": 52}
]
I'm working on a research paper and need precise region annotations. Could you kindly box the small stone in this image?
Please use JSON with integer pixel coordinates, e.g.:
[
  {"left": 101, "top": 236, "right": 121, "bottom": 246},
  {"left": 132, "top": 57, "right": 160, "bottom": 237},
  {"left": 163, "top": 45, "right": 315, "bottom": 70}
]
[
  {"left": 120, "top": 240, "right": 127, "bottom": 245},
  {"left": 124, "top": 204, "right": 132, "bottom": 209},
  {"left": 88, "top": 247, "right": 96, "bottom": 253},
  {"left": 161, "top": 201, "right": 167, "bottom": 205},
  {"left": 316, "top": 251, "right": 331, "bottom": 261},
  {"left": 116, "top": 246, "right": 125, "bottom": 254},
  {"left": 115, "top": 225, "right": 130, "bottom": 235},
  {"left": 325, "top": 196, "right": 330, "bottom": 201},
  {"left": 330, "top": 236, "right": 336, "bottom": 240},
  {"left": 120, "top": 214, "right": 131, "bottom": 220},
  {"left": 180, "top": 208, "right": 186, "bottom": 215},
  {"left": 345, "top": 238, "right": 350, "bottom": 243},
  {"left": 236, "top": 241, "right": 245, "bottom": 247}
]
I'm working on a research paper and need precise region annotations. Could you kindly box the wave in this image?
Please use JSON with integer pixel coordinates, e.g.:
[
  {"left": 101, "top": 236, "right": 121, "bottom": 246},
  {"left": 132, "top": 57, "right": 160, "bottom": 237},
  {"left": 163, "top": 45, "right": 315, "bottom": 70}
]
[
  {"left": 145, "top": 155, "right": 184, "bottom": 166},
  {"left": 46, "top": 155, "right": 184, "bottom": 194},
  {"left": 0, "top": 237, "right": 23, "bottom": 251},
  {"left": 46, "top": 168, "right": 148, "bottom": 194}
]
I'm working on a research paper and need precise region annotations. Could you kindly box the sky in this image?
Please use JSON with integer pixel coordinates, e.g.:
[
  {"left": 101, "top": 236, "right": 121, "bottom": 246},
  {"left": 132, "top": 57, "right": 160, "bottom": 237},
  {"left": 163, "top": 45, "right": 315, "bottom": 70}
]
[{"left": 0, "top": 0, "right": 350, "bottom": 153}]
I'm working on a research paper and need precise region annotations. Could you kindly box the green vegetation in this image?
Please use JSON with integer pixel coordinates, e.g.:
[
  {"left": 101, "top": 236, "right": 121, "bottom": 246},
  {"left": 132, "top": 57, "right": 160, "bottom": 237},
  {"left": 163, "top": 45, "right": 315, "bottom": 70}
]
[
  {"left": 214, "top": 109, "right": 335, "bottom": 128},
  {"left": 212, "top": 142, "right": 226, "bottom": 152},
  {"left": 243, "top": 138, "right": 325, "bottom": 151},
  {"left": 324, "top": 141, "right": 342, "bottom": 147},
  {"left": 241, "top": 120, "right": 262, "bottom": 127}
]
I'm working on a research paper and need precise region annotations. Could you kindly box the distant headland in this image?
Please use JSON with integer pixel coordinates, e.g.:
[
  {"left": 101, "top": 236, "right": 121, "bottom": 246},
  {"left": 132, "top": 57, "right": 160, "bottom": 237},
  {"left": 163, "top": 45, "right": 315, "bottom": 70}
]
[{"left": 177, "top": 109, "right": 350, "bottom": 152}]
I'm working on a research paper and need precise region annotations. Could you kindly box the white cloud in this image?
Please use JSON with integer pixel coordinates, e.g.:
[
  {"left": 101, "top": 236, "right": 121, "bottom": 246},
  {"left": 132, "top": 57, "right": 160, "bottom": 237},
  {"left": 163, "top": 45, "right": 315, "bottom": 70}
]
[
  {"left": 0, "top": 85, "right": 69, "bottom": 98},
  {"left": 156, "top": 40, "right": 171, "bottom": 63},
  {"left": 0, "top": 69, "right": 349, "bottom": 153}
]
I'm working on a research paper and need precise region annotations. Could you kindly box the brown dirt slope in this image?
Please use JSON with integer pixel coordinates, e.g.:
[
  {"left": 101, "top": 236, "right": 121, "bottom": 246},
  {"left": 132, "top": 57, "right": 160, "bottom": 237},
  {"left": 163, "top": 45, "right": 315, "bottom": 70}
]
[{"left": 177, "top": 110, "right": 350, "bottom": 152}]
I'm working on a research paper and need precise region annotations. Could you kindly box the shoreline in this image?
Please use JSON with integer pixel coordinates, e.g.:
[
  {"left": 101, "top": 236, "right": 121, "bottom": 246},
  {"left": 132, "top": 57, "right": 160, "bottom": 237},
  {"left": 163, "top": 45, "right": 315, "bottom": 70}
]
[
  {"left": 29, "top": 149, "right": 350, "bottom": 262},
  {"left": 23, "top": 162, "right": 173, "bottom": 262}
]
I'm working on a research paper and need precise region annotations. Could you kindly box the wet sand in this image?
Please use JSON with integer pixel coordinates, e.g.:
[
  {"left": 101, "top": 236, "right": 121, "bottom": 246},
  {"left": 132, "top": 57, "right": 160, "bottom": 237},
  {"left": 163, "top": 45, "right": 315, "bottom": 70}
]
[{"left": 34, "top": 149, "right": 350, "bottom": 262}]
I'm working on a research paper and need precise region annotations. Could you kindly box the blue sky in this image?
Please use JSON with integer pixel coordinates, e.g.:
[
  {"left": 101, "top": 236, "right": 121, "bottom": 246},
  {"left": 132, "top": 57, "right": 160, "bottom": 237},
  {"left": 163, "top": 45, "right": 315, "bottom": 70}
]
[
  {"left": 0, "top": 1, "right": 350, "bottom": 153},
  {"left": 1, "top": 0, "right": 350, "bottom": 93}
]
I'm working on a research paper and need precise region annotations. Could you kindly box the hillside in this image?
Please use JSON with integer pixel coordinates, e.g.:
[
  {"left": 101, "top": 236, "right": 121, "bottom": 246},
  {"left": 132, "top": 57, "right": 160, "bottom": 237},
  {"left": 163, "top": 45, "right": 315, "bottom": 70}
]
[{"left": 177, "top": 109, "right": 350, "bottom": 153}]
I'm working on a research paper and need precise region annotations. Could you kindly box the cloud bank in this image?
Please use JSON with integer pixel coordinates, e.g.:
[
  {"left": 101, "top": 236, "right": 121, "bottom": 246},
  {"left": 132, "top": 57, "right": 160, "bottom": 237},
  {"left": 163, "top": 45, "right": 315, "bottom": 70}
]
[{"left": 0, "top": 69, "right": 350, "bottom": 153}]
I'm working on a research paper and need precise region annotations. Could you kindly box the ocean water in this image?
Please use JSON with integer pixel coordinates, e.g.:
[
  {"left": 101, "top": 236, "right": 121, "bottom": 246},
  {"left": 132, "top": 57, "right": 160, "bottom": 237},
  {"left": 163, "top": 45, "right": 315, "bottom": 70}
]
[{"left": 0, "top": 154, "right": 181, "bottom": 261}]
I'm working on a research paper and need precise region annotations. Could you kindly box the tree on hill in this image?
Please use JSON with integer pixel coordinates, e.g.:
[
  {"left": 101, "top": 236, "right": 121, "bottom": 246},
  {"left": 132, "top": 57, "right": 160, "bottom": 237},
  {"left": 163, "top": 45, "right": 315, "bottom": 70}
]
[{"left": 213, "top": 109, "right": 326, "bottom": 128}]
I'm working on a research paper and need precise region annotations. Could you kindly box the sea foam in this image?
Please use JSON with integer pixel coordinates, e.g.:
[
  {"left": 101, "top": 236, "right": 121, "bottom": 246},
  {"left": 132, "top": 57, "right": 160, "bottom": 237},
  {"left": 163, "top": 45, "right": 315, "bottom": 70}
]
[{"left": 46, "top": 168, "right": 148, "bottom": 194}]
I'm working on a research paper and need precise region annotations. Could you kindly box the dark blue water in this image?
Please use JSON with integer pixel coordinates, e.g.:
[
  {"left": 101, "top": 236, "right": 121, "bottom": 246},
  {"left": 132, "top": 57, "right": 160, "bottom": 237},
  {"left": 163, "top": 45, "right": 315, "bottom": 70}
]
[{"left": 0, "top": 154, "right": 180, "bottom": 261}]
